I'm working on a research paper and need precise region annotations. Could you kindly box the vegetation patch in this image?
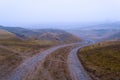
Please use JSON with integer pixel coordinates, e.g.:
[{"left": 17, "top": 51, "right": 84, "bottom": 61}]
[
  {"left": 0, "top": 39, "right": 57, "bottom": 79},
  {"left": 0, "top": 47, "right": 22, "bottom": 78},
  {"left": 78, "top": 40, "right": 120, "bottom": 80},
  {"left": 0, "top": 39, "right": 57, "bottom": 57}
]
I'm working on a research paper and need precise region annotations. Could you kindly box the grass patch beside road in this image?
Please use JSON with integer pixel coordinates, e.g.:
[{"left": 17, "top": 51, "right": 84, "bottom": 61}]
[
  {"left": 0, "top": 39, "right": 58, "bottom": 79},
  {"left": 0, "top": 39, "right": 58, "bottom": 57},
  {"left": 78, "top": 40, "right": 120, "bottom": 80},
  {"left": 0, "top": 47, "right": 22, "bottom": 78}
]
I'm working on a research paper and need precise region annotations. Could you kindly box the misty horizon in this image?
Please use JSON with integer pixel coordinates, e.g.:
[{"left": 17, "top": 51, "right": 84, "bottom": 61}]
[
  {"left": 0, "top": 0, "right": 120, "bottom": 28},
  {"left": 0, "top": 21, "right": 120, "bottom": 30}
]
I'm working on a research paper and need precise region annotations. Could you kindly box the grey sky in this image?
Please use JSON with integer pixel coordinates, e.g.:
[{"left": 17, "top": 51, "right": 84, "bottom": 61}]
[{"left": 0, "top": 0, "right": 120, "bottom": 27}]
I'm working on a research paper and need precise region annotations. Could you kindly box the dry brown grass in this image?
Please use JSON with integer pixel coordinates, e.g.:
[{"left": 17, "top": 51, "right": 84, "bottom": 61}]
[
  {"left": 0, "top": 39, "right": 58, "bottom": 58},
  {"left": 0, "top": 47, "right": 22, "bottom": 78},
  {"left": 78, "top": 40, "right": 120, "bottom": 80},
  {"left": 0, "top": 29, "right": 17, "bottom": 39},
  {"left": 0, "top": 39, "right": 58, "bottom": 79}
]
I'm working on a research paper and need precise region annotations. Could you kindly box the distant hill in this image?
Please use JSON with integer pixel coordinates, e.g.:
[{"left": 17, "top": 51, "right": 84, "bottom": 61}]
[
  {"left": 0, "top": 26, "right": 81, "bottom": 43},
  {"left": 94, "top": 22, "right": 120, "bottom": 29},
  {"left": 68, "top": 29, "right": 120, "bottom": 41},
  {"left": 35, "top": 29, "right": 81, "bottom": 43},
  {"left": 79, "top": 22, "right": 120, "bottom": 30},
  {"left": 67, "top": 22, "right": 120, "bottom": 41},
  {"left": 0, "top": 29, "right": 19, "bottom": 40},
  {"left": 0, "top": 26, "right": 36, "bottom": 39}
]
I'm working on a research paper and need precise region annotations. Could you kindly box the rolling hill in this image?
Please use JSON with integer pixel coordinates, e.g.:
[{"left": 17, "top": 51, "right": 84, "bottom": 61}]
[
  {"left": 0, "top": 26, "right": 81, "bottom": 43},
  {"left": 0, "top": 29, "right": 19, "bottom": 40},
  {"left": 34, "top": 29, "right": 81, "bottom": 43},
  {"left": 0, "top": 26, "right": 36, "bottom": 39},
  {"left": 67, "top": 22, "right": 120, "bottom": 41},
  {"left": 68, "top": 29, "right": 120, "bottom": 41}
]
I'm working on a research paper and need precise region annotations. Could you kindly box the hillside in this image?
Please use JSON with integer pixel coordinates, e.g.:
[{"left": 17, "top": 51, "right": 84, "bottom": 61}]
[
  {"left": 0, "top": 26, "right": 81, "bottom": 44},
  {"left": 0, "top": 26, "right": 36, "bottom": 39},
  {"left": 0, "top": 29, "right": 19, "bottom": 40},
  {"left": 89, "top": 22, "right": 120, "bottom": 30},
  {"left": 34, "top": 29, "right": 81, "bottom": 43},
  {"left": 68, "top": 29, "right": 120, "bottom": 41},
  {"left": 78, "top": 40, "right": 120, "bottom": 80},
  {"left": 0, "top": 46, "right": 23, "bottom": 78}
]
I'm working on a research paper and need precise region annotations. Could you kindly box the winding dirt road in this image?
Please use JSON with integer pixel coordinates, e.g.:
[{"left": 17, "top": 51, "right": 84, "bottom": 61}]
[
  {"left": 68, "top": 46, "right": 91, "bottom": 80},
  {"left": 2, "top": 43, "right": 80, "bottom": 80},
  {"left": 2, "top": 40, "right": 94, "bottom": 80},
  {"left": 67, "top": 40, "right": 95, "bottom": 80}
]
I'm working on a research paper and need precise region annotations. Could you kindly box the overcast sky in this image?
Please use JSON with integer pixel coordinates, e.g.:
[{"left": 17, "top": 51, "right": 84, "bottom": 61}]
[{"left": 0, "top": 0, "right": 120, "bottom": 27}]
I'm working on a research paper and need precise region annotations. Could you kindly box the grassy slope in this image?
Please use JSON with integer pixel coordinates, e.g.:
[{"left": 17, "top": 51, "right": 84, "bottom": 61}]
[
  {"left": 0, "top": 29, "right": 18, "bottom": 39},
  {"left": 0, "top": 26, "right": 81, "bottom": 44},
  {"left": 0, "top": 47, "right": 22, "bottom": 78},
  {"left": 78, "top": 40, "right": 120, "bottom": 80},
  {"left": 0, "top": 39, "right": 58, "bottom": 57},
  {"left": 35, "top": 29, "right": 81, "bottom": 44}
]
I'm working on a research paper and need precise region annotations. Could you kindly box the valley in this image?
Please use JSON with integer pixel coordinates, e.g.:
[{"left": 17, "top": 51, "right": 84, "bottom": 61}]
[
  {"left": 0, "top": 25, "right": 120, "bottom": 80},
  {"left": 0, "top": 0, "right": 120, "bottom": 80}
]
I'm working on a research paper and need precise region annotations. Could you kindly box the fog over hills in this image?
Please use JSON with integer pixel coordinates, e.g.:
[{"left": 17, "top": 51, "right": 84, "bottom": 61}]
[
  {"left": 0, "top": 22, "right": 120, "bottom": 42},
  {"left": 66, "top": 22, "right": 120, "bottom": 41},
  {"left": 65, "top": 22, "right": 120, "bottom": 30},
  {"left": 0, "top": 25, "right": 81, "bottom": 43},
  {"left": 0, "top": 0, "right": 120, "bottom": 80},
  {"left": 1, "top": 22, "right": 120, "bottom": 30}
]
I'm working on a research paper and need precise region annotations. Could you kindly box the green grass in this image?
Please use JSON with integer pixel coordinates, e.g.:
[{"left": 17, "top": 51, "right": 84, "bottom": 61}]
[{"left": 78, "top": 40, "right": 120, "bottom": 80}]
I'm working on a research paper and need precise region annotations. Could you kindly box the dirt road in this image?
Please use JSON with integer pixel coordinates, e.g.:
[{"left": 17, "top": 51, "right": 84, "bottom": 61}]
[
  {"left": 2, "top": 43, "right": 80, "bottom": 80},
  {"left": 2, "top": 40, "right": 94, "bottom": 80}
]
